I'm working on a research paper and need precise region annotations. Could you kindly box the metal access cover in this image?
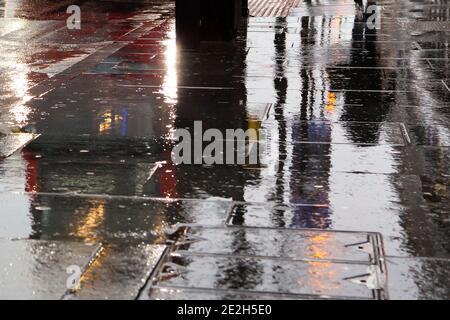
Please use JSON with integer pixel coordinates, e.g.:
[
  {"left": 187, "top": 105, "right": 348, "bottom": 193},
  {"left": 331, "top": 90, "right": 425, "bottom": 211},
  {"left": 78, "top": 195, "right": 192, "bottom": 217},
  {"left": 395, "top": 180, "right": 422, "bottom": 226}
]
[
  {"left": 0, "top": 133, "right": 40, "bottom": 159},
  {"left": 0, "top": 239, "right": 101, "bottom": 300},
  {"left": 146, "top": 226, "right": 388, "bottom": 300}
]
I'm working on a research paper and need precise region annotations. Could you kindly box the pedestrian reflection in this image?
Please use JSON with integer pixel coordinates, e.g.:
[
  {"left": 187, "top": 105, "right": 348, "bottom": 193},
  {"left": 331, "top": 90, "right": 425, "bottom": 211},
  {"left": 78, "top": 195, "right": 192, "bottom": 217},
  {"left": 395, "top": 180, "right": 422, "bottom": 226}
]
[
  {"left": 290, "top": 15, "right": 332, "bottom": 229},
  {"left": 330, "top": 1, "right": 391, "bottom": 144}
]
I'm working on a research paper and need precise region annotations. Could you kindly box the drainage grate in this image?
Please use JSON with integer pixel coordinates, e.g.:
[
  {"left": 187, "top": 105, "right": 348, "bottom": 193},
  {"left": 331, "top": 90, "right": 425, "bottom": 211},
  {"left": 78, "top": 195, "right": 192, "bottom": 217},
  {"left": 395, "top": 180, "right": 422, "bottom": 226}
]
[{"left": 146, "top": 226, "right": 388, "bottom": 300}]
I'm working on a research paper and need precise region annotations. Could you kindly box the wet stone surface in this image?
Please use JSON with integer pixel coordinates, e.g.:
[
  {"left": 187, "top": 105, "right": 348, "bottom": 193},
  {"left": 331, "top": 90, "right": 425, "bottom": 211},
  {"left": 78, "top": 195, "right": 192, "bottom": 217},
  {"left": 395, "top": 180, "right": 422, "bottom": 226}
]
[
  {"left": 68, "top": 244, "right": 166, "bottom": 300},
  {"left": 0, "top": 0, "right": 449, "bottom": 299},
  {"left": 0, "top": 192, "right": 231, "bottom": 242},
  {"left": 0, "top": 239, "right": 101, "bottom": 300},
  {"left": 386, "top": 257, "right": 450, "bottom": 300},
  {"left": 0, "top": 133, "right": 39, "bottom": 158},
  {"left": 151, "top": 255, "right": 378, "bottom": 299}
]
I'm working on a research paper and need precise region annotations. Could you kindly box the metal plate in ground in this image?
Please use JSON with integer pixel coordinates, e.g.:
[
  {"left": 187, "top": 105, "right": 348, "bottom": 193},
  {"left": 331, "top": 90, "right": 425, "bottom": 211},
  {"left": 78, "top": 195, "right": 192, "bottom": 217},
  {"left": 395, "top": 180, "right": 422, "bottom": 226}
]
[
  {"left": 147, "top": 226, "right": 388, "bottom": 300},
  {"left": 0, "top": 133, "right": 40, "bottom": 159},
  {"left": 149, "top": 287, "right": 353, "bottom": 300},
  {"left": 0, "top": 239, "right": 101, "bottom": 300},
  {"left": 67, "top": 244, "right": 166, "bottom": 300},
  {"left": 149, "top": 255, "right": 382, "bottom": 300},
  {"left": 170, "top": 226, "right": 382, "bottom": 264}
]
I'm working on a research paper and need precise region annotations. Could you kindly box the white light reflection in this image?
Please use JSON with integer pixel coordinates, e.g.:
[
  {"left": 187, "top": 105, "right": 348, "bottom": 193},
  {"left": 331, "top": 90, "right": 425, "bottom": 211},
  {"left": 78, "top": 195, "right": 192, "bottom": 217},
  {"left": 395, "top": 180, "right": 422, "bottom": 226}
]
[
  {"left": 160, "top": 26, "right": 178, "bottom": 105},
  {"left": 0, "top": 2, "right": 32, "bottom": 127},
  {"left": 2, "top": 1, "right": 27, "bottom": 35},
  {"left": 6, "top": 54, "right": 32, "bottom": 127},
  {"left": 159, "top": 23, "right": 178, "bottom": 146}
]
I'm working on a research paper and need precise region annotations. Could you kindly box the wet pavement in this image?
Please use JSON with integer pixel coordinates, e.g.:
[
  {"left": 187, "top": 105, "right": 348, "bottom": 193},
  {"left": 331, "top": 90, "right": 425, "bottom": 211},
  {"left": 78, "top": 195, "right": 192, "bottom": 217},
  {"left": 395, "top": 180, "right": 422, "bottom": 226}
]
[{"left": 0, "top": 0, "right": 449, "bottom": 299}]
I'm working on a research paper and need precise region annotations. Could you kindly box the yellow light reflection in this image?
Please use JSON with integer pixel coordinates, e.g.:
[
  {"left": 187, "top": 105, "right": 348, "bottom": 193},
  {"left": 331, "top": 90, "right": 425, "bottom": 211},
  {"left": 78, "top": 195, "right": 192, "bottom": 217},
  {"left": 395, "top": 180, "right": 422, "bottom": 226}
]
[
  {"left": 303, "top": 233, "right": 341, "bottom": 294},
  {"left": 98, "top": 111, "right": 123, "bottom": 134},
  {"left": 73, "top": 200, "right": 106, "bottom": 243},
  {"left": 76, "top": 246, "right": 110, "bottom": 290},
  {"left": 325, "top": 92, "right": 337, "bottom": 113}
]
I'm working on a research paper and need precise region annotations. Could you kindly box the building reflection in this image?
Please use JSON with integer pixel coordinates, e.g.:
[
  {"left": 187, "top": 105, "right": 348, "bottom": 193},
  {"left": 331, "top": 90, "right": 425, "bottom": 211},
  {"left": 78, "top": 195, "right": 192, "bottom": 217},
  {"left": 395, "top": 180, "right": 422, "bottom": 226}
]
[
  {"left": 290, "top": 14, "right": 332, "bottom": 229},
  {"left": 22, "top": 19, "right": 180, "bottom": 242},
  {"left": 398, "top": 1, "right": 450, "bottom": 259},
  {"left": 14, "top": 13, "right": 264, "bottom": 250},
  {"left": 273, "top": 16, "right": 288, "bottom": 207},
  {"left": 171, "top": 16, "right": 260, "bottom": 202},
  {"left": 292, "top": 14, "right": 335, "bottom": 294},
  {"left": 173, "top": 18, "right": 266, "bottom": 291},
  {"left": 328, "top": 5, "right": 390, "bottom": 143}
]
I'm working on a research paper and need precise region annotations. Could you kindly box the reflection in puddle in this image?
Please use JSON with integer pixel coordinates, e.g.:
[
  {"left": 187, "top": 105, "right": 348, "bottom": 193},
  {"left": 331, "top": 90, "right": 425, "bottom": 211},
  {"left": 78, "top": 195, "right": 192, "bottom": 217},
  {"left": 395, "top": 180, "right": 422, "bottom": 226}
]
[{"left": 73, "top": 199, "right": 106, "bottom": 243}]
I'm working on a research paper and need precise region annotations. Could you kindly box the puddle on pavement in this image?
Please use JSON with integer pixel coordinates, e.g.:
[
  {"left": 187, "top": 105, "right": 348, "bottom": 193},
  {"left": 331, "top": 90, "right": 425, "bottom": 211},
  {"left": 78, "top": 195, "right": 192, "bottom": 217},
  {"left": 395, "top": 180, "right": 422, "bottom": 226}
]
[
  {"left": 67, "top": 243, "right": 166, "bottom": 300},
  {"left": 0, "top": 0, "right": 449, "bottom": 299},
  {"left": 0, "top": 192, "right": 231, "bottom": 242},
  {"left": 0, "top": 239, "right": 100, "bottom": 299}
]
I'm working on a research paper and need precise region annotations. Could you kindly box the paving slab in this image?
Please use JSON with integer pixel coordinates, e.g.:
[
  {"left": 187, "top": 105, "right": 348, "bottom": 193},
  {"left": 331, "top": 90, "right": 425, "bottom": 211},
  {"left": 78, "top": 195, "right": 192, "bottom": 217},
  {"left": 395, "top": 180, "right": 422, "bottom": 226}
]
[
  {"left": 0, "top": 239, "right": 101, "bottom": 300},
  {"left": 0, "top": 193, "right": 231, "bottom": 242},
  {"left": 386, "top": 257, "right": 450, "bottom": 300},
  {"left": 67, "top": 244, "right": 166, "bottom": 300}
]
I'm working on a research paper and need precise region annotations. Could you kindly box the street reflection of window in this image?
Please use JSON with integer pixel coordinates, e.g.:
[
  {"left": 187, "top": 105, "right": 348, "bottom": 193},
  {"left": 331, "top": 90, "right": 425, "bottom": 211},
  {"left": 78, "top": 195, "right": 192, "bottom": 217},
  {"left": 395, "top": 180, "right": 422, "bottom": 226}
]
[{"left": 98, "top": 111, "right": 123, "bottom": 135}]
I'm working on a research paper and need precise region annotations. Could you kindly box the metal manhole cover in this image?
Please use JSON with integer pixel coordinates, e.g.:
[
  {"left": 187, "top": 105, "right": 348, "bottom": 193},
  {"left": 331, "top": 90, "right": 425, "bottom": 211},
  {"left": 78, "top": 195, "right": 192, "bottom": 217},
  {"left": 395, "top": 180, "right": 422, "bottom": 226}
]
[{"left": 145, "top": 226, "right": 388, "bottom": 300}]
